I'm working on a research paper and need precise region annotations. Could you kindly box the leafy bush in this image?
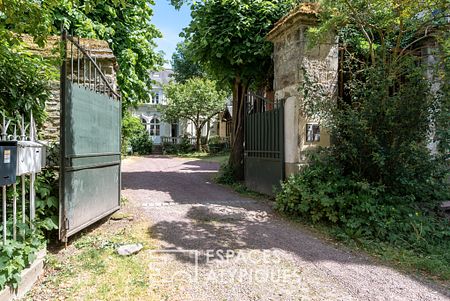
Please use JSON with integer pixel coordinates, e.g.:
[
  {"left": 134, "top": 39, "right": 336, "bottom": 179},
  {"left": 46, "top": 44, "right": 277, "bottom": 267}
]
[
  {"left": 122, "top": 114, "right": 146, "bottom": 155},
  {"left": 0, "top": 236, "right": 44, "bottom": 289},
  {"left": 0, "top": 167, "right": 59, "bottom": 290},
  {"left": 130, "top": 130, "right": 153, "bottom": 155},
  {"left": 0, "top": 40, "right": 58, "bottom": 290},
  {"left": 216, "top": 163, "right": 236, "bottom": 185},
  {"left": 162, "top": 136, "right": 196, "bottom": 155},
  {"left": 276, "top": 150, "right": 450, "bottom": 278},
  {"left": 0, "top": 43, "right": 53, "bottom": 126},
  {"left": 208, "top": 136, "right": 229, "bottom": 154}
]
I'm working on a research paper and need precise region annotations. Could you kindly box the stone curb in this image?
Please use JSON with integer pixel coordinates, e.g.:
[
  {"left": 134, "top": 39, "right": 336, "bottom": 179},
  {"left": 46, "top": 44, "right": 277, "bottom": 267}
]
[{"left": 0, "top": 248, "right": 46, "bottom": 301}]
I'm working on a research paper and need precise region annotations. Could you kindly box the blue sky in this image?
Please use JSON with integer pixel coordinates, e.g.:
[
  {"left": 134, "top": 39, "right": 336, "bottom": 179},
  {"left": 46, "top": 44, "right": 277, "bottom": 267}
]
[{"left": 152, "top": 0, "right": 191, "bottom": 68}]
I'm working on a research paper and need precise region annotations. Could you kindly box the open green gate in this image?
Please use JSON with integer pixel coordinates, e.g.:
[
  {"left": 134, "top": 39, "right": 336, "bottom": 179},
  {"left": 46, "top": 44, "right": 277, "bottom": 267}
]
[
  {"left": 59, "top": 33, "right": 122, "bottom": 241},
  {"left": 244, "top": 94, "right": 284, "bottom": 196}
]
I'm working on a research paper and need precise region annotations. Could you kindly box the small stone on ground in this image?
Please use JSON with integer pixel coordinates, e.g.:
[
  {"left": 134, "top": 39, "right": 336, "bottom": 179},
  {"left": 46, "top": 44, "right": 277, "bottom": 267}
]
[{"left": 117, "top": 243, "right": 143, "bottom": 256}]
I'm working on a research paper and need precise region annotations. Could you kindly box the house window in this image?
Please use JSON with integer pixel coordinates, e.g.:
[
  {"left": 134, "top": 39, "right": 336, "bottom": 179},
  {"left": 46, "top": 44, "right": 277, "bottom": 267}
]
[
  {"left": 150, "top": 117, "right": 160, "bottom": 136},
  {"left": 142, "top": 118, "right": 148, "bottom": 130},
  {"left": 153, "top": 92, "right": 160, "bottom": 104},
  {"left": 306, "top": 124, "right": 320, "bottom": 142}
]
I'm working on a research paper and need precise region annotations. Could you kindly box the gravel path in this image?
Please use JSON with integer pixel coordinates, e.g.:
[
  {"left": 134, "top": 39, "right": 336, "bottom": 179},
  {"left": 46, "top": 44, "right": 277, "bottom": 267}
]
[{"left": 122, "top": 156, "right": 450, "bottom": 301}]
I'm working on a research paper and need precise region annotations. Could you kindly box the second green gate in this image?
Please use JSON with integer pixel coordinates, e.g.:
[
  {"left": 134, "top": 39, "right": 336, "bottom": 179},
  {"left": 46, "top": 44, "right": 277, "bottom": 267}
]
[{"left": 244, "top": 94, "right": 284, "bottom": 196}]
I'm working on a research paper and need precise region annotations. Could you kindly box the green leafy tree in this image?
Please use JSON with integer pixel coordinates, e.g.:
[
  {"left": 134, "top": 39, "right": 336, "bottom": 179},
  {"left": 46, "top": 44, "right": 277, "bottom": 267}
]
[
  {"left": 176, "top": 0, "right": 297, "bottom": 179},
  {"left": 61, "top": 0, "right": 164, "bottom": 105},
  {"left": 162, "top": 78, "right": 228, "bottom": 151},
  {"left": 0, "top": 0, "right": 61, "bottom": 46},
  {"left": 0, "top": 44, "right": 53, "bottom": 126},
  {"left": 0, "top": 0, "right": 164, "bottom": 106},
  {"left": 172, "top": 42, "right": 205, "bottom": 83},
  {"left": 303, "top": 0, "right": 450, "bottom": 193},
  {"left": 276, "top": 1, "right": 450, "bottom": 279}
]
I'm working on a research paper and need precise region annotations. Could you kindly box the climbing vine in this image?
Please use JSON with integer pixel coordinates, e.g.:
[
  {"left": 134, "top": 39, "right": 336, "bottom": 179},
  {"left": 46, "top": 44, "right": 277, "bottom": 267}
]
[{"left": 276, "top": 1, "right": 450, "bottom": 280}]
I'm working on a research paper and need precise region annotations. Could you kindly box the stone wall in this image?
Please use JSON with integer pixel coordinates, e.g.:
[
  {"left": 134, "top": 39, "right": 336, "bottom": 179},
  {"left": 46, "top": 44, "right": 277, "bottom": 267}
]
[
  {"left": 24, "top": 35, "right": 117, "bottom": 142},
  {"left": 267, "top": 7, "right": 339, "bottom": 177}
]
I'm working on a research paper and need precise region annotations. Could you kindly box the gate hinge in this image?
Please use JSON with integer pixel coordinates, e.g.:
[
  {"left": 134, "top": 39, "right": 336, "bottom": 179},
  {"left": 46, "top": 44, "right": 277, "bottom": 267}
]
[{"left": 65, "top": 218, "right": 70, "bottom": 231}]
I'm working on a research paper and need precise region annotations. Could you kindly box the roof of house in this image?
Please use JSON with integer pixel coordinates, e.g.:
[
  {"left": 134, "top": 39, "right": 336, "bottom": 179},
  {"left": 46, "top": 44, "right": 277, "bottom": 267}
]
[
  {"left": 150, "top": 69, "right": 174, "bottom": 86},
  {"left": 267, "top": 3, "right": 319, "bottom": 41}
]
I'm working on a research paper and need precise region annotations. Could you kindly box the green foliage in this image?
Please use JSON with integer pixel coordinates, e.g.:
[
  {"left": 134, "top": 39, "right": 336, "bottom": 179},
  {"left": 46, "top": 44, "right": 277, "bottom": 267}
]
[
  {"left": 122, "top": 113, "right": 146, "bottom": 155},
  {"left": 436, "top": 31, "right": 450, "bottom": 156},
  {"left": 178, "top": 0, "right": 299, "bottom": 178},
  {"left": 0, "top": 0, "right": 61, "bottom": 46},
  {"left": 216, "top": 163, "right": 237, "bottom": 185},
  {"left": 0, "top": 7, "right": 56, "bottom": 289},
  {"left": 171, "top": 42, "right": 205, "bottom": 83},
  {"left": 162, "top": 136, "right": 195, "bottom": 155},
  {"left": 1, "top": 0, "right": 163, "bottom": 106},
  {"left": 278, "top": 0, "right": 450, "bottom": 280},
  {"left": 0, "top": 237, "right": 43, "bottom": 290},
  {"left": 180, "top": 0, "right": 297, "bottom": 85},
  {"left": 162, "top": 78, "right": 228, "bottom": 151},
  {"left": 59, "top": 0, "right": 164, "bottom": 105},
  {"left": 329, "top": 64, "right": 446, "bottom": 204},
  {"left": 0, "top": 166, "right": 59, "bottom": 290},
  {"left": 35, "top": 168, "right": 60, "bottom": 233},
  {"left": 0, "top": 43, "right": 53, "bottom": 126},
  {"left": 276, "top": 151, "right": 450, "bottom": 279},
  {"left": 208, "top": 136, "right": 229, "bottom": 154},
  {"left": 130, "top": 130, "right": 153, "bottom": 155},
  {"left": 299, "top": 0, "right": 450, "bottom": 205}
]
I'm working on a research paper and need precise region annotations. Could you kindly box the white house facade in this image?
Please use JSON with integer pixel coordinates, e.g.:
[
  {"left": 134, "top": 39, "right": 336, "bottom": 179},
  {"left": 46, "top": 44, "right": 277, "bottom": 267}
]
[{"left": 131, "top": 69, "right": 217, "bottom": 145}]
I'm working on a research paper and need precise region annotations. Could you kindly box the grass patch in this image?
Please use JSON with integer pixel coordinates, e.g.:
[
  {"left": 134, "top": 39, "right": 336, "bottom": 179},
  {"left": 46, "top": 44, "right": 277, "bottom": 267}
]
[
  {"left": 179, "top": 151, "right": 230, "bottom": 165},
  {"left": 226, "top": 182, "right": 269, "bottom": 200},
  {"left": 26, "top": 222, "right": 162, "bottom": 301},
  {"left": 213, "top": 162, "right": 270, "bottom": 200}
]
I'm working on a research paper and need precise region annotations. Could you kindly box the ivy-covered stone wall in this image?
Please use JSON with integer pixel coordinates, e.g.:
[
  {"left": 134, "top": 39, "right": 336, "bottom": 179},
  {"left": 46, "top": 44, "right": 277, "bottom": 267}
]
[{"left": 267, "top": 12, "right": 339, "bottom": 177}]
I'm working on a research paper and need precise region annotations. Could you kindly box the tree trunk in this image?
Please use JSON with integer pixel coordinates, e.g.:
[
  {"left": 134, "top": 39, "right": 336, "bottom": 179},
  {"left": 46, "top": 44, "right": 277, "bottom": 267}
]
[
  {"left": 205, "top": 120, "right": 211, "bottom": 152},
  {"left": 229, "top": 77, "right": 247, "bottom": 180},
  {"left": 196, "top": 127, "right": 202, "bottom": 152}
]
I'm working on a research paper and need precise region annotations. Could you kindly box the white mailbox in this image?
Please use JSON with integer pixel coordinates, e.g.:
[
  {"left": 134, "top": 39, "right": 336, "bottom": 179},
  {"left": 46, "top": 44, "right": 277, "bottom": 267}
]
[{"left": 16, "top": 141, "right": 45, "bottom": 176}]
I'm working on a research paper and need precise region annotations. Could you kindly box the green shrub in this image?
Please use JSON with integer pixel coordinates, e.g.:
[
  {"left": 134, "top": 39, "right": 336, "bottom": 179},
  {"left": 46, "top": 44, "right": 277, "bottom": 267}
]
[
  {"left": 162, "top": 136, "right": 195, "bottom": 155},
  {"left": 130, "top": 130, "right": 153, "bottom": 155},
  {"left": 0, "top": 43, "right": 54, "bottom": 126},
  {"left": 208, "top": 136, "right": 229, "bottom": 154},
  {"left": 276, "top": 150, "right": 450, "bottom": 278},
  {"left": 216, "top": 163, "right": 236, "bottom": 185},
  {"left": 122, "top": 114, "right": 145, "bottom": 155},
  {"left": 0, "top": 42, "right": 58, "bottom": 290},
  {"left": 162, "top": 142, "right": 179, "bottom": 155}
]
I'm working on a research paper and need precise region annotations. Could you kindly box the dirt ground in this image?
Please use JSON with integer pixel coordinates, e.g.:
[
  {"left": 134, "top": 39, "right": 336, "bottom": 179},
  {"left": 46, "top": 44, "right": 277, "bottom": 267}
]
[{"left": 120, "top": 156, "right": 450, "bottom": 301}]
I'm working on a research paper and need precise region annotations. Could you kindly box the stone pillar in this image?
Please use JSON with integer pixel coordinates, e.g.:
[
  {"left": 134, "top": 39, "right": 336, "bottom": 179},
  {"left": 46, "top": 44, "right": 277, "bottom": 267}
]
[{"left": 284, "top": 96, "right": 300, "bottom": 177}]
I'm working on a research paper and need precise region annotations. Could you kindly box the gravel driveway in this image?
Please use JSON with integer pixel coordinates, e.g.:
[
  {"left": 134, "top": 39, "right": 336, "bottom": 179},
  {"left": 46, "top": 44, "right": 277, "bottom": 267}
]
[{"left": 122, "top": 156, "right": 450, "bottom": 301}]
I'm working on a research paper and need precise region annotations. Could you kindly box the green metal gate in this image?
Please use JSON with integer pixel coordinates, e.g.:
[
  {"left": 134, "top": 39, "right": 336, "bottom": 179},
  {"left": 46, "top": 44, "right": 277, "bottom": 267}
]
[
  {"left": 59, "top": 33, "right": 122, "bottom": 241},
  {"left": 244, "top": 94, "right": 284, "bottom": 196}
]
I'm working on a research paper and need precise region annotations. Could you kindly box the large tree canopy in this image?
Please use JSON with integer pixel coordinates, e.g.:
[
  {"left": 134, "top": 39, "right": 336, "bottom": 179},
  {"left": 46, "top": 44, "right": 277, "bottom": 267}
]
[
  {"left": 171, "top": 41, "right": 205, "bottom": 83},
  {"left": 181, "top": 0, "right": 296, "bottom": 84},
  {"left": 162, "top": 78, "right": 228, "bottom": 151},
  {"left": 178, "top": 0, "right": 297, "bottom": 179},
  {"left": 61, "top": 0, "right": 164, "bottom": 105},
  {"left": 0, "top": 0, "right": 163, "bottom": 106}
]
